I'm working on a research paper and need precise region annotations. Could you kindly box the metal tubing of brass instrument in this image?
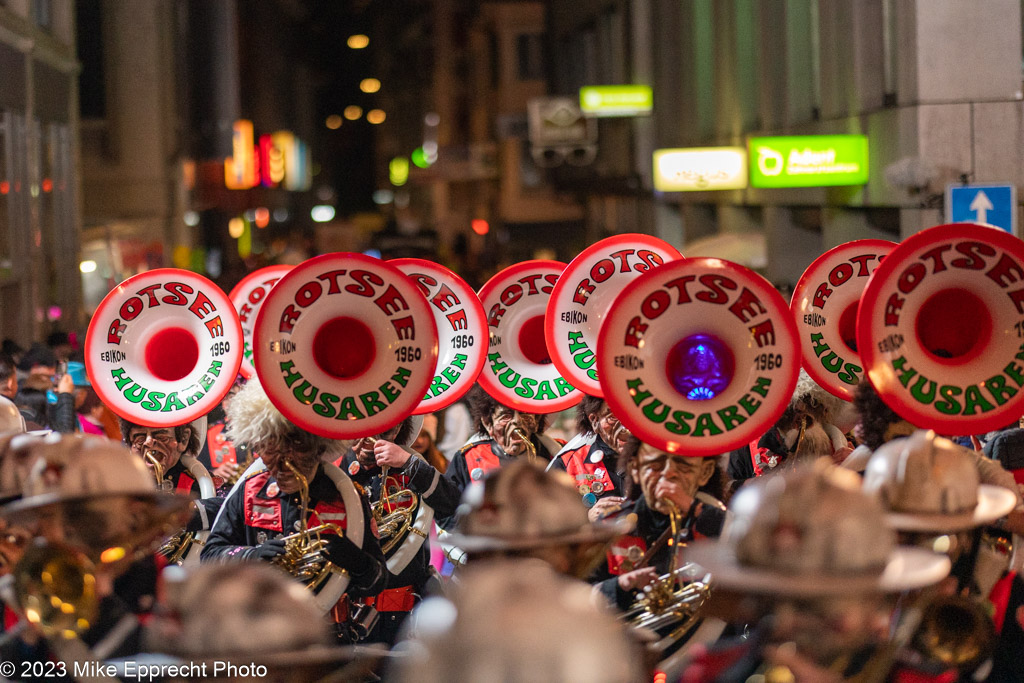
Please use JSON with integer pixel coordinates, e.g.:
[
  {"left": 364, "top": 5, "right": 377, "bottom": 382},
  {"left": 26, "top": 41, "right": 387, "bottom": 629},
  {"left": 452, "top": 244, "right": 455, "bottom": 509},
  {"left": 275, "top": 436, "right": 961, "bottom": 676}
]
[
  {"left": 144, "top": 449, "right": 165, "bottom": 485},
  {"left": 511, "top": 427, "right": 537, "bottom": 462}
]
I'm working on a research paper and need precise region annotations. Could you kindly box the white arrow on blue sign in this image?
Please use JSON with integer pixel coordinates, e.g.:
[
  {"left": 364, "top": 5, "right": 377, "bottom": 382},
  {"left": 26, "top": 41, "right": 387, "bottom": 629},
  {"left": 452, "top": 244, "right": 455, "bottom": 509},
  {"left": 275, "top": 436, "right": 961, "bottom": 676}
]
[{"left": 946, "top": 183, "right": 1017, "bottom": 236}]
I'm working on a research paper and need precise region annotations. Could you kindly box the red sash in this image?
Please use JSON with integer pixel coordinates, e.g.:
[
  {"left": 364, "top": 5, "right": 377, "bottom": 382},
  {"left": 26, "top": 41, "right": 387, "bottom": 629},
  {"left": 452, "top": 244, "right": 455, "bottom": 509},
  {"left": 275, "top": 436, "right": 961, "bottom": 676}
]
[
  {"left": 207, "top": 423, "right": 238, "bottom": 467},
  {"left": 606, "top": 535, "right": 647, "bottom": 575},
  {"left": 561, "top": 445, "right": 616, "bottom": 495},
  {"left": 463, "top": 443, "right": 501, "bottom": 478},
  {"left": 243, "top": 472, "right": 283, "bottom": 531}
]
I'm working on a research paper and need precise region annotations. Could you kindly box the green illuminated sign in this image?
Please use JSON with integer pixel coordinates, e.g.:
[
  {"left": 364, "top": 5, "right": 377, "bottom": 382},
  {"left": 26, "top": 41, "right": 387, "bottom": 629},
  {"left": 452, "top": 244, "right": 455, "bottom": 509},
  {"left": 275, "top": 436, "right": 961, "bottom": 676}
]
[
  {"left": 579, "top": 85, "right": 653, "bottom": 117},
  {"left": 748, "top": 135, "right": 868, "bottom": 188}
]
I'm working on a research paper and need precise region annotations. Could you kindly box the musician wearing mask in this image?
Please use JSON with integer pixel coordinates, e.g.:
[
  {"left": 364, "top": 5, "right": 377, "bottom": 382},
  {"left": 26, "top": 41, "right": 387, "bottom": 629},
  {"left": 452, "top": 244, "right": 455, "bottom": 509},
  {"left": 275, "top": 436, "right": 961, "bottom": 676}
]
[
  {"left": 547, "top": 395, "right": 630, "bottom": 517},
  {"left": 121, "top": 417, "right": 222, "bottom": 549},
  {"left": 593, "top": 436, "right": 726, "bottom": 611},
  {"left": 201, "top": 380, "right": 386, "bottom": 639},
  {"left": 374, "top": 386, "right": 560, "bottom": 529},
  {"left": 336, "top": 416, "right": 435, "bottom": 645},
  {"left": 121, "top": 418, "right": 205, "bottom": 497}
]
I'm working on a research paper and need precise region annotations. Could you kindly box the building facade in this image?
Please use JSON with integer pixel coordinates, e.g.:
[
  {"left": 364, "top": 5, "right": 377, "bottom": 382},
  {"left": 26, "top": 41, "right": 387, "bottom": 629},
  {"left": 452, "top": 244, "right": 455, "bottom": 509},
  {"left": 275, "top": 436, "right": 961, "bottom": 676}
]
[
  {"left": 0, "top": 0, "right": 80, "bottom": 345},
  {"left": 548, "top": 0, "right": 1024, "bottom": 287}
]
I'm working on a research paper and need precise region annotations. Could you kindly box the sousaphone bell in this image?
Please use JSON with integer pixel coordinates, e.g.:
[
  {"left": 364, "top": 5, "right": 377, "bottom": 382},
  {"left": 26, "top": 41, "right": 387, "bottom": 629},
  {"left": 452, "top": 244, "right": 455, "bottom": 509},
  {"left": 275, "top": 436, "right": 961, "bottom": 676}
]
[
  {"left": 84, "top": 268, "right": 243, "bottom": 564},
  {"left": 251, "top": 253, "right": 439, "bottom": 613}
]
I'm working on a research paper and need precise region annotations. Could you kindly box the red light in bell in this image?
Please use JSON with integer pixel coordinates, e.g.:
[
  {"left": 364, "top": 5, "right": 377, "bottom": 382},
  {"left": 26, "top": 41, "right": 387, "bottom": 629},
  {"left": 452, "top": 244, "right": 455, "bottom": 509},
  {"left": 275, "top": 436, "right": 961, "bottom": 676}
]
[
  {"left": 0, "top": 181, "right": 8, "bottom": 195},
  {"left": 472, "top": 219, "right": 489, "bottom": 235},
  {"left": 41, "top": 178, "right": 52, "bottom": 193}
]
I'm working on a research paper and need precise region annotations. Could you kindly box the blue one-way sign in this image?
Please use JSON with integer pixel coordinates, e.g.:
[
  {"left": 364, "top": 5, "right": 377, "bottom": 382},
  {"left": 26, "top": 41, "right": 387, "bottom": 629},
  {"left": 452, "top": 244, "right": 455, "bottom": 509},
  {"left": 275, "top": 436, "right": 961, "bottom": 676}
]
[{"left": 946, "top": 183, "right": 1017, "bottom": 236}]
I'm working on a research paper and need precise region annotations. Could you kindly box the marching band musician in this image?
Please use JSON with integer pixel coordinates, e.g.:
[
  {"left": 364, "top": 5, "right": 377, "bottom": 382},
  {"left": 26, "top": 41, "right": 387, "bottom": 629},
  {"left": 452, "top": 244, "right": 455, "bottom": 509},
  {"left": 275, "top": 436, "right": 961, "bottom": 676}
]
[
  {"left": 197, "top": 374, "right": 250, "bottom": 491},
  {"left": 121, "top": 416, "right": 222, "bottom": 546},
  {"left": 727, "top": 371, "right": 855, "bottom": 485},
  {"left": 591, "top": 435, "right": 726, "bottom": 611},
  {"left": 121, "top": 417, "right": 206, "bottom": 497},
  {"left": 335, "top": 416, "right": 435, "bottom": 645},
  {"left": 373, "top": 386, "right": 561, "bottom": 529},
  {"left": 201, "top": 380, "right": 386, "bottom": 641},
  {"left": 546, "top": 395, "right": 630, "bottom": 517},
  {"left": 862, "top": 430, "right": 1019, "bottom": 681},
  {"left": 0, "top": 435, "right": 194, "bottom": 673},
  {"left": 446, "top": 459, "right": 632, "bottom": 579}
]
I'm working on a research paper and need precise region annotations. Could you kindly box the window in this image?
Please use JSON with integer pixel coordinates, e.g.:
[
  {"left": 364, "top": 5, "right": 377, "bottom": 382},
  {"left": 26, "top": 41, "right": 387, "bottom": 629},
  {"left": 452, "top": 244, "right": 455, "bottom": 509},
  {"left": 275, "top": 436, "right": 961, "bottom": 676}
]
[
  {"left": 517, "top": 33, "right": 544, "bottom": 81},
  {"left": 76, "top": 0, "right": 105, "bottom": 119},
  {"left": 32, "top": 0, "right": 51, "bottom": 29}
]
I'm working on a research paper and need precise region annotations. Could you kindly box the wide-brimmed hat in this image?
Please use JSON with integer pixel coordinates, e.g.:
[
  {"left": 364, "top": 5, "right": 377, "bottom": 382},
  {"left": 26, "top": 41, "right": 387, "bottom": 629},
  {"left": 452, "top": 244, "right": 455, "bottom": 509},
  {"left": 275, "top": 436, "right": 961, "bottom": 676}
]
[
  {"left": 144, "top": 563, "right": 395, "bottom": 680},
  {"left": 862, "top": 430, "right": 1018, "bottom": 532},
  {"left": 0, "top": 435, "right": 190, "bottom": 565},
  {"left": 686, "top": 463, "right": 950, "bottom": 597},
  {"left": 444, "top": 460, "right": 634, "bottom": 555},
  {"left": 390, "top": 560, "right": 645, "bottom": 683}
]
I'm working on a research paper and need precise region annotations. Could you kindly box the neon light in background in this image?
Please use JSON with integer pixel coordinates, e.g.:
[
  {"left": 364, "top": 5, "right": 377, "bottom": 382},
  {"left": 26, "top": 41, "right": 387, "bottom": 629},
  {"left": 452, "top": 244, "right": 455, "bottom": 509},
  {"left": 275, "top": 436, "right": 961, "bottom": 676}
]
[
  {"left": 653, "top": 147, "right": 747, "bottom": 192},
  {"left": 748, "top": 135, "right": 869, "bottom": 188},
  {"left": 579, "top": 85, "right": 653, "bottom": 117}
]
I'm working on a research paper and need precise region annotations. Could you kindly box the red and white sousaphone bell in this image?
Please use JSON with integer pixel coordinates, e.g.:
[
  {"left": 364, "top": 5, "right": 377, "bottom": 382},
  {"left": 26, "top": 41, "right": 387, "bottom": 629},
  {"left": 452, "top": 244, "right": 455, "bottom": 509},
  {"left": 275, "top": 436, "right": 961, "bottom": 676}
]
[
  {"left": 477, "top": 260, "right": 581, "bottom": 413},
  {"left": 230, "top": 264, "right": 293, "bottom": 380},
  {"left": 251, "top": 252, "right": 439, "bottom": 439},
  {"left": 545, "top": 234, "right": 682, "bottom": 398},
  {"left": 86, "top": 268, "right": 244, "bottom": 428},
  {"left": 390, "top": 258, "right": 488, "bottom": 415},
  {"left": 597, "top": 258, "right": 800, "bottom": 456},
  {"left": 791, "top": 239, "right": 895, "bottom": 401},
  {"left": 858, "top": 222, "right": 1024, "bottom": 434}
]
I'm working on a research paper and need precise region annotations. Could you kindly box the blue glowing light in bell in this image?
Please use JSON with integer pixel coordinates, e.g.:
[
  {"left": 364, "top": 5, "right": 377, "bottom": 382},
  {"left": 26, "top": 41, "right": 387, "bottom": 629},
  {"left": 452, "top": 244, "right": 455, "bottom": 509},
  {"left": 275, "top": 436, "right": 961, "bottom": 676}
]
[
  {"left": 665, "top": 334, "right": 734, "bottom": 401},
  {"left": 687, "top": 386, "right": 715, "bottom": 400}
]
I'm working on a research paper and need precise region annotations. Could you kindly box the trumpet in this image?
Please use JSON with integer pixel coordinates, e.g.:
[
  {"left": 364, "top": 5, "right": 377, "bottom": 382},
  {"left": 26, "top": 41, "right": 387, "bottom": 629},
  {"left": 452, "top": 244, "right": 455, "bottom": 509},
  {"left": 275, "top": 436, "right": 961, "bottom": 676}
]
[
  {"left": 512, "top": 427, "right": 537, "bottom": 463},
  {"left": 361, "top": 436, "right": 424, "bottom": 556},
  {"left": 271, "top": 460, "right": 345, "bottom": 593}
]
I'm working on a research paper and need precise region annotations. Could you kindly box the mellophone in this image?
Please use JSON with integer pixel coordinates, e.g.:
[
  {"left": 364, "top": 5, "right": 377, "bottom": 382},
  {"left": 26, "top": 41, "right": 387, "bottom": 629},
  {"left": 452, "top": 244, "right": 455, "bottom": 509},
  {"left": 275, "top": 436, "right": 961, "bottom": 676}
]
[{"left": 78, "top": 222, "right": 1024, "bottom": 619}]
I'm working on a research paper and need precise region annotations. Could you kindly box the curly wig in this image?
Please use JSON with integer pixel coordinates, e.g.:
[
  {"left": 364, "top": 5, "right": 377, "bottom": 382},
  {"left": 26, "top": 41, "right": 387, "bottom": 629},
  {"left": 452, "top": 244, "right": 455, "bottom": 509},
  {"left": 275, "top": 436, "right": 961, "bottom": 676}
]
[
  {"left": 225, "top": 380, "right": 340, "bottom": 461},
  {"left": 853, "top": 379, "right": 910, "bottom": 450},
  {"left": 575, "top": 394, "right": 605, "bottom": 435},
  {"left": 790, "top": 370, "right": 848, "bottom": 426},
  {"left": 466, "top": 385, "right": 549, "bottom": 435}
]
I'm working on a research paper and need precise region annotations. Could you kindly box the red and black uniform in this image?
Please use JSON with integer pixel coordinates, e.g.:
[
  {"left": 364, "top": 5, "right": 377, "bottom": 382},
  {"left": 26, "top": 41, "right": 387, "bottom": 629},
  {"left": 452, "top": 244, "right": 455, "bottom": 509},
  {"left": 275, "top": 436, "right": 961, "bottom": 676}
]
[
  {"left": 547, "top": 433, "right": 623, "bottom": 504},
  {"left": 727, "top": 428, "right": 789, "bottom": 482},
  {"left": 198, "top": 420, "right": 250, "bottom": 492},
  {"left": 591, "top": 496, "right": 725, "bottom": 610},
  {"left": 336, "top": 450, "right": 433, "bottom": 645},
  {"left": 161, "top": 459, "right": 202, "bottom": 497},
  {"left": 401, "top": 433, "right": 557, "bottom": 530},
  {"left": 201, "top": 464, "right": 386, "bottom": 604}
]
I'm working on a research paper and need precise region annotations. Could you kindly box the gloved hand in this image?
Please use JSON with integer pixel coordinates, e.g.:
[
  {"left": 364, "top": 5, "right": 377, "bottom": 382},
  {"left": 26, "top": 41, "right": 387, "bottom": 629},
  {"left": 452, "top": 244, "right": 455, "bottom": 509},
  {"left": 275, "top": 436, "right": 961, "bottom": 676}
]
[
  {"left": 246, "top": 538, "right": 287, "bottom": 561},
  {"left": 323, "top": 535, "right": 373, "bottom": 576}
]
